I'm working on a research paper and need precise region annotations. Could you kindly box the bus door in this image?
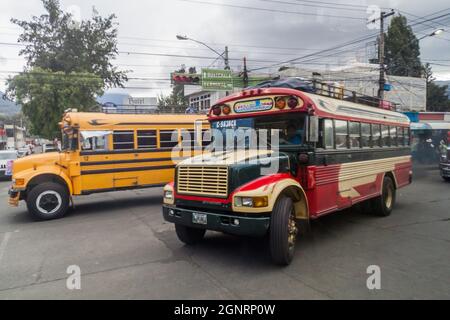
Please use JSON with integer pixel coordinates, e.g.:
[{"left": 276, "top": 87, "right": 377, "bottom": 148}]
[
  {"left": 79, "top": 130, "right": 114, "bottom": 193},
  {"left": 110, "top": 130, "right": 140, "bottom": 189}
]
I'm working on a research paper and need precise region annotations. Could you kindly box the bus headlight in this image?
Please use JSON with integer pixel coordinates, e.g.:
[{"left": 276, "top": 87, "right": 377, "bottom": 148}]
[
  {"left": 164, "top": 190, "right": 173, "bottom": 200},
  {"left": 234, "top": 196, "right": 268, "bottom": 208}
]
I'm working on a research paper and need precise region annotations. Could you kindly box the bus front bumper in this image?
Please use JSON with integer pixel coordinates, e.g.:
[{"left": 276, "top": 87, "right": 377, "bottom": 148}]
[
  {"left": 8, "top": 189, "right": 20, "bottom": 207},
  {"left": 162, "top": 205, "right": 270, "bottom": 237}
]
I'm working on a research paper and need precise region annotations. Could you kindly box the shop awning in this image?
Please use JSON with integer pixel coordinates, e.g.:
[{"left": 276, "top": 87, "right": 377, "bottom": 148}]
[
  {"left": 427, "top": 122, "right": 450, "bottom": 130},
  {"left": 410, "top": 122, "right": 431, "bottom": 130}
]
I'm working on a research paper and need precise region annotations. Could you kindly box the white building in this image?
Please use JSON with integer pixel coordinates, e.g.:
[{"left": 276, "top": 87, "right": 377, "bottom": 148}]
[
  {"left": 4, "top": 124, "right": 26, "bottom": 150},
  {"left": 184, "top": 85, "right": 230, "bottom": 114},
  {"left": 278, "top": 63, "right": 426, "bottom": 112}
]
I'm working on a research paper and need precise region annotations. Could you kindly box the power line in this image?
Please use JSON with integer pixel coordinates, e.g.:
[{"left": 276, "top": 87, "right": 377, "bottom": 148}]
[
  {"left": 252, "top": 0, "right": 368, "bottom": 13},
  {"left": 175, "top": 0, "right": 366, "bottom": 20},
  {"left": 249, "top": 8, "right": 450, "bottom": 72}
]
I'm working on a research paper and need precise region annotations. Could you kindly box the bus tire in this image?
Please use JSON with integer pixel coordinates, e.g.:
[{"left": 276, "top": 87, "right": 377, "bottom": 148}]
[
  {"left": 175, "top": 224, "right": 206, "bottom": 245},
  {"left": 372, "top": 176, "right": 396, "bottom": 217},
  {"left": 443, "top": 176, "right": 450, "bottom": 182},
  {"left": 26, "top": 182, "right": 70, "bottom": 221},
  {"left": 269, "top": 196, "right": 297, "bottom": 266}
]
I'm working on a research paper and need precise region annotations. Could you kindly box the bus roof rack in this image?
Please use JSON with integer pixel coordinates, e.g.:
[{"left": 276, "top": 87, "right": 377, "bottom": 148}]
[
  {"left": 101, "top": 105, "right": 160, "bottom": 114},
  {"left": 249, "top": 77, "right": 398, "bottom": 111}
]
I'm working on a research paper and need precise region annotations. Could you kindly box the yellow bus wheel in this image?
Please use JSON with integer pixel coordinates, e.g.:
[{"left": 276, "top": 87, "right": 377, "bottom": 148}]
[{"left": 26, "top": 182, "right": 70, "bottom": 221}]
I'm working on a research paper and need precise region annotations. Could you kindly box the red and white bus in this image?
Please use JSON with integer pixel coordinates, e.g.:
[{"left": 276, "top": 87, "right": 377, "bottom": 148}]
[{"left": 162, "top": 82, "right": 412, "bottom": 265}]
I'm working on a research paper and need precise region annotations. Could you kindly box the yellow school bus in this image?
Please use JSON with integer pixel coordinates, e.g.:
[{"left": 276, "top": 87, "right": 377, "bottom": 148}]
[{"left": 8, "top": 111, "right": 209, "bottom": 220}]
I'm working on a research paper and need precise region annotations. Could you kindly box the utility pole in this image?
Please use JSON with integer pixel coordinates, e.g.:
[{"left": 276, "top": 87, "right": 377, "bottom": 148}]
[
  {"left": 243, "top": 57, "right": 249, "bottom": 88},
  {"left": 377, "top": 10, "right": 395, "bottom": 101},
  {"left": 224, "top": 46, "right": 230, "bottom": 70}
]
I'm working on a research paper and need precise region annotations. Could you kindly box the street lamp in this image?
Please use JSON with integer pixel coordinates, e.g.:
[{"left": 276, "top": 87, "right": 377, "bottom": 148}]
[
  {"left": 419, "top": 28, "right": 445, "bottom": 40},
  {"left": 176, "top": 34, "right": 230, "bottom": 70}
]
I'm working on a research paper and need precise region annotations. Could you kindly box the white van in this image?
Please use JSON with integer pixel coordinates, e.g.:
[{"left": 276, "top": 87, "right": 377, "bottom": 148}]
[{"left": 0, "top": 150, "right": 17, "bottom": 180}]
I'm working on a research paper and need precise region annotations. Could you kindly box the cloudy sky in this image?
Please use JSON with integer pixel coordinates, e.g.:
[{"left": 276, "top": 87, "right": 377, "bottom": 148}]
[{"left": 0, "top": 0, "right": 449, "bottom": 97}]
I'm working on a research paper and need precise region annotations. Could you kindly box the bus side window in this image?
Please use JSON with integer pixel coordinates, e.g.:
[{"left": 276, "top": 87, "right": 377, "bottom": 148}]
[
  {"left": 160, "top": 129, "right": 179, "bottom": 149},
  {"left": 397, "top": 127, "right": 404, "bottom": 146},
  {"left": 381, "top": 125, "right": 390, "bottom": 147},
  {"left": 335, "top": 120, "right": 348, "bottom": 149},
  {"left": 323, "top": 119, "right": 334, "bottom": 149},
  {"left": 361, "top": 123, "right": 371, "bottom": 148},
  {"left": 349, "top": 122, "right": 361, "bottom": 148},
  {"left": 137, "top": 130, "right": 157, "bottom": 149},
  {"left": 181, "top": 129, "right": 195, "bottom": 148},
  {"left": 113, "top": 131, "right": 135, "bottom": 150},
  {"left": 390, "top": 126, "right": 398, "bottom": 146},
  {"left": 81, "top": 131, "right": 110, "bottom": 151},
  {"left": 372, "top": 124, "right": 381, "bottom": 147},
  {"left": 202, "top": 129, "right": 212, "bottom": 148},
  {"left": 405, "top": 128, "right": 411, "bottom": 146}
]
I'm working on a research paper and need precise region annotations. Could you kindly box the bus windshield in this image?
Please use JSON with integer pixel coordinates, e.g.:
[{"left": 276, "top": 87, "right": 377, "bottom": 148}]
[
  {"left": 61, "top": 128, "right": 79, "bottom": 152},
  {"left": 210, "top": 113, "right": 307, "bottom": 151}
]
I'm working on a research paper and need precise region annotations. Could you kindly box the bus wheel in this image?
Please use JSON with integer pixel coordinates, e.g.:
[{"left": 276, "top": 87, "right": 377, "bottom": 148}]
[
  {"left": 175, "top": 224, "right": 206, "bottom": 245},
  {"left": 372, "top": 176, "right": 396, "bottom": 217},
  {"left": 26, "top": 182, "right": 70, "bottom": 221},
  {"left": 443, "top": 176, "right": 450, "bottom": 182},
  {"left": 269, "top": 196, "right": 297, "bottom": 266}
]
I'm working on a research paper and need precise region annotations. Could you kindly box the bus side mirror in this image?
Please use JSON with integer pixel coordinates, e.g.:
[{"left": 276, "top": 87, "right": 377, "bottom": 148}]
[{"left": 308, "top": 116, "right": 319, "bottom": 143}]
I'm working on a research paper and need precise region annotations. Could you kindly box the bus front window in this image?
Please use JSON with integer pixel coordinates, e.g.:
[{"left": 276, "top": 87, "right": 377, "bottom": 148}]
[{"left": 211, "top": 114, "right": 306, "bottom": 151}]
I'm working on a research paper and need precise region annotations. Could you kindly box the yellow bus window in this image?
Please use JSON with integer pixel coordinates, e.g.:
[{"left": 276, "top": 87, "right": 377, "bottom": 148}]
[{"left": 113, "top": 131, "right": 134, "bottom": 150}]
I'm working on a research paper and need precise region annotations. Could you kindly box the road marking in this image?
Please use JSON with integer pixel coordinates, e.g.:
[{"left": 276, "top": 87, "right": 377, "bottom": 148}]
[{"left": 0, "top": 232, "right": 12, "bottom": 265}]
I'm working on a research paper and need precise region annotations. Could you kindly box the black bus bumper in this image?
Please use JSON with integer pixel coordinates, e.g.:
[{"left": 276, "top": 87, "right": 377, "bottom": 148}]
[{"left": 162, "top": 205, "right": 270, "bottom": 237}]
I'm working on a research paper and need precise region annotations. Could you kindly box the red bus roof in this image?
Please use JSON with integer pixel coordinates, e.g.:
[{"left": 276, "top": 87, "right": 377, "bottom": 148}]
[{"left": 209, "top": 88, "right": 410, "bottom": 126}]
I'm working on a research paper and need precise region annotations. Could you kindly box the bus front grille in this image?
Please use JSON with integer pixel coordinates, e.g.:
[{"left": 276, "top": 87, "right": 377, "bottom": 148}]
[{"left": 177, "top": 166, "right": 228, "bottom": 197}]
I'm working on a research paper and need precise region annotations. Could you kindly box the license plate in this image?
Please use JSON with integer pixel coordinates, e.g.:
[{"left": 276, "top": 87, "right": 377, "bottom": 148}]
[{"left": 192, "top": 212, "right": 207, "bottom": 225}]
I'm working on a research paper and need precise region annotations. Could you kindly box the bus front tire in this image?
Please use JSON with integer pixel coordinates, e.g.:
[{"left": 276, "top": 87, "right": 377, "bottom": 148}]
[
  {"left": 442, "top": 176, "right": 450, "bottom": 182},
  {"left": 269, "top": 196, "right": 297, "bottom": 266},
  {"left": 372, "top": 176, "right": 396, "bottom": 217},
  {"left": 26, "top": 182, "right": 70, "bottom": 221},
  {"left": 175, "top": 224, "right": 206, "bottom": 245}
]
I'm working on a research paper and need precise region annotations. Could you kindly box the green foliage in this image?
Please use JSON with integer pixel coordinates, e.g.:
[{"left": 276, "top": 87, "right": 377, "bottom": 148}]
[
  {"left": 385, "top": 16, "right": 422, "bottom": 77},
  {"left": 7, "top": 68, "right": 103, "bottom": 138},
  {"left": 423, "top": 63, "right": 449, "bottom": 111},
  {"left": 11, "top": 0, "right": 126, "bottom": 87},
  {"left": 6, "top": 0, "right": 126, "bottom": 138}
]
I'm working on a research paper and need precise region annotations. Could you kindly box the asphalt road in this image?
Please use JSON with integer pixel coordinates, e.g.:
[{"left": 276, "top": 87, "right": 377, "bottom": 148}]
[{"left": 0, "top": 168, "right": 449, "bottom": 300}]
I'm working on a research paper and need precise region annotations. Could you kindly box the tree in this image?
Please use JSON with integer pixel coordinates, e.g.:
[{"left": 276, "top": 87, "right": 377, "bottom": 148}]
[
  {"left": 384, "top": 15, "right": 422, "bottom": 77},
  {"left": 11, "top": 0, "right": 126, "bottom": 87},
  {"left": 7, "top": 68, "right": 103, "bottom": 138},
  {"left": 6, "top": 0, "right": 126, "bottom": 138},
  {"left": 423, "top": 63, "right": 449, "bottom": 111}
]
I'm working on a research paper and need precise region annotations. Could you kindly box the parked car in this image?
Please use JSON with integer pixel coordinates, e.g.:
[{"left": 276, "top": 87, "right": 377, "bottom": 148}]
[
  {"left": 17, "top": 146, "right": 33, "bottom": 158},
  {"left": 42, "top": 144, "right": 58, "bottom": 153},
  {"left": 0, "top": 150, "right": 17, "bottom": 180},
  {"left": 440, "top": 147, "right": 450, "bottom": 182}
]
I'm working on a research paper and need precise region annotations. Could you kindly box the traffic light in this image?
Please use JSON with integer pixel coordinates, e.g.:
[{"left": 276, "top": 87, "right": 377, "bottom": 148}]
[{"left": 171, "top": 73, "right": 201, "bottom": 85}]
